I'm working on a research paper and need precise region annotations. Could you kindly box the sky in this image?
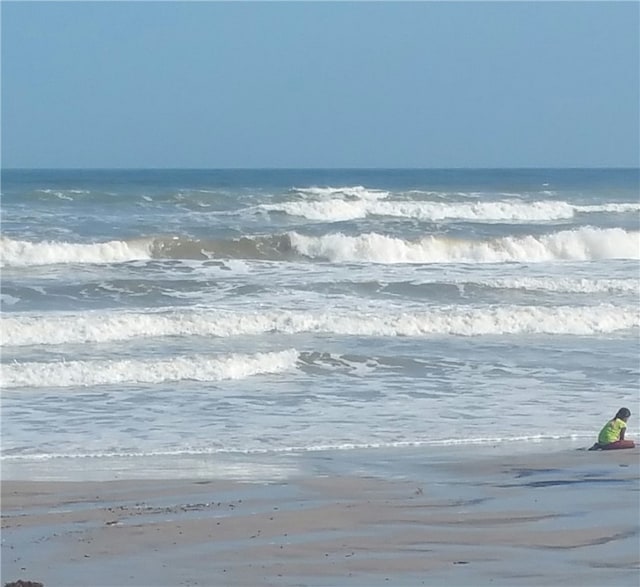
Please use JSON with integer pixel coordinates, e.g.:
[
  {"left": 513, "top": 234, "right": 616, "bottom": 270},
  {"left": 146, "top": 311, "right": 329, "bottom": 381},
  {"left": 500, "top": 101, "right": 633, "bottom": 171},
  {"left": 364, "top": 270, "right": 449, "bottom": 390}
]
[{"left": 1, "top": 1, "right": 638, "bottom": 169}]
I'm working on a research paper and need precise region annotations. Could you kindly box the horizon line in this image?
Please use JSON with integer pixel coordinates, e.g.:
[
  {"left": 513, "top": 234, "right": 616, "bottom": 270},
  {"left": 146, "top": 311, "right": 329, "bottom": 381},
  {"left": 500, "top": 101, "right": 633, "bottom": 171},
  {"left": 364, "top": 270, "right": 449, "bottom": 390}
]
[{"left": 2, "top": 166, "right": 639, "bottom": 172}]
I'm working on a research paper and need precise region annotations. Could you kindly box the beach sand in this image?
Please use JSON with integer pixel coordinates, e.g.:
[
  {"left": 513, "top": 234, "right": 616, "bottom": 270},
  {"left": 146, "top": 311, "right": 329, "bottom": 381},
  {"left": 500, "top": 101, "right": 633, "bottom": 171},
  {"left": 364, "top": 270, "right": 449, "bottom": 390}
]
[{"left": 1, "top": 446, "right": 639, "bottom": 587}]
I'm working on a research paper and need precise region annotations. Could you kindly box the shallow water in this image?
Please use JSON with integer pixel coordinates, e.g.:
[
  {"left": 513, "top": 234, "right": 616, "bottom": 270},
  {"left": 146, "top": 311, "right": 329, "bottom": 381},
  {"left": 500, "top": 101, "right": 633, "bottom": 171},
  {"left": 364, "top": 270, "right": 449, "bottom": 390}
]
[{"left": 1, "top": 168, "right": 638, "bottom": 479}]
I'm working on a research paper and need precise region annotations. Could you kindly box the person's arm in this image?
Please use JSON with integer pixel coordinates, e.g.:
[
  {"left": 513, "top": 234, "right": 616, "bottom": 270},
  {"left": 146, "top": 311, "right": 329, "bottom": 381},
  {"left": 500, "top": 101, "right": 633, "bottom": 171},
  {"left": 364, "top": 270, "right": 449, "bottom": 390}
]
[{"left": 620, "top": 427, "right": 626, "bottom": 440}]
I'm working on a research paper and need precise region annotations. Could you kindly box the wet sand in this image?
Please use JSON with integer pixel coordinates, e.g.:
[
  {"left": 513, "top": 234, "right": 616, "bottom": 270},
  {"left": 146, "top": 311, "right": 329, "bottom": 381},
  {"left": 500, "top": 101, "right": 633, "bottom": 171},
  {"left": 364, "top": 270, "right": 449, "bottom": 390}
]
[{"left": 2, "top": 446, "right": 639, "bottom": 586}]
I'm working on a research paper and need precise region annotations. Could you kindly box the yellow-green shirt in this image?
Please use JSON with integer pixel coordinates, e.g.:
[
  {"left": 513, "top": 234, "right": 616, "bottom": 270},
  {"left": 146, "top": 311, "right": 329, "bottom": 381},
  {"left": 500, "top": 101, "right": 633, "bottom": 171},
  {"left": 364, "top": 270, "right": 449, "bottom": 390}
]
[{"left": 598, "top": 418, "right": 627, "bottom": 445}]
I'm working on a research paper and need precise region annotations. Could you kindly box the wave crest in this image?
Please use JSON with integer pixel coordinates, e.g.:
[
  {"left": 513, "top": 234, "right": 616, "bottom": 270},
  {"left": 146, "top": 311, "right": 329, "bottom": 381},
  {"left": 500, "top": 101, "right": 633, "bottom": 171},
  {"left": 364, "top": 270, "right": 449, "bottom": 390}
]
[
  {"left": 264, "top": 199, "right": 580, "bottom": 223},
  {"left": 2, "top": 227, "right": 637, "bottom": 267},
  {"left": 0, "top": 236, "right": 153, "bottom": 267},
  {"left": 2, "top": 305, "right": 636, "bottom": 347},
  {"left": 289, "top": 227, "right": 640, "bottom": 264},
  {"left": 2, "top": 349, "right": 299, "bottom": 388}
]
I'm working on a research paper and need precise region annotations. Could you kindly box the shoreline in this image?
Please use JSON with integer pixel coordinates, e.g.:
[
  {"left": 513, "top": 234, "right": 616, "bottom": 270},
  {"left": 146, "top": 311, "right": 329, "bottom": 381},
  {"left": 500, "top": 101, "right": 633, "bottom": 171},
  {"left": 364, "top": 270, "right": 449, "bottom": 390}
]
[
  {"left": 0, "top": 436, "right": 606, "bottom": 483},
  {"left": 2, "top": 445, "right": 638, "bottom": 586}
]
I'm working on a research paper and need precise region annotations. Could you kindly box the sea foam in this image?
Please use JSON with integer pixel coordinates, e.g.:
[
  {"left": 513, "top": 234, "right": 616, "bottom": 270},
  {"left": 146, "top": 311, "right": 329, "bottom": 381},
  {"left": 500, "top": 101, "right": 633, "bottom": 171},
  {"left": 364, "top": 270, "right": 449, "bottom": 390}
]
[
  {"left": 292, "top": 186, "right": 390, "bottom": 200},
  {"left": 2, "top": 304, "right": 636, "bottom": 347},
  {"left": 264, "top": 199, "right": 580, "bottom": 222},
  {"left": 0, "top": 236, "right": 152, "bottom": 267},
  {"left": 289, "top": 227, "right": 640, "bottom": 263},
  {"left": 3, "top": 227, "right": 637, "bottom": 266},
  {"left": 2, "top": 349, "right": 300, "bottom": 388}
]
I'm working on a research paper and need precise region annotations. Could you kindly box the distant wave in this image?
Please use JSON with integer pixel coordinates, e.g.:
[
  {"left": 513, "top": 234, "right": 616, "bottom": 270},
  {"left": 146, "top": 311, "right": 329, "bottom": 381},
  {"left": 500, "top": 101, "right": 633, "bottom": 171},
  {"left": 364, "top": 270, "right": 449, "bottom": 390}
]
[
  {"left": 9, "top": 183, "right": 640, "bottom": 221},
  {"left": 35, "top": 189, "right": 92, "bottom": 201},
  {"left": 2, "top": 304, "right": 636, "bottom": 346},
  {"left": 574, "top": 203, "right": 640, "bottom": 214},
  {"left": 464, "top": 277, "right": 640, "bottom": 295},
  {"left": 11, "top": 184, "right": 391, "bottom": 205},
  {"left": 2, "top": 227, "right": 638, "bottom": 267},
  {"left": 2, "top": 349, "right": 299, "bottom": 388},
  {"left": 262, "top": 198, "right": 640, "bottom": 223},
  {"left": 263, "top": 199, "right": 576, "bottom": 222},
  {"left": 291, "top": 185, "right": 390, "bottom": 200}
]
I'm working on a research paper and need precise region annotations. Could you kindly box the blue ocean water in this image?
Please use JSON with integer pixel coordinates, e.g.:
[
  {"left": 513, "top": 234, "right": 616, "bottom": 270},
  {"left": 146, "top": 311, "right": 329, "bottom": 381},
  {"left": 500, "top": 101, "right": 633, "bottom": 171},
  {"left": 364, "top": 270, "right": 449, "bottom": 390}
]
[{"left": 1, "top": 168, "right": 639, "bottom": 480}]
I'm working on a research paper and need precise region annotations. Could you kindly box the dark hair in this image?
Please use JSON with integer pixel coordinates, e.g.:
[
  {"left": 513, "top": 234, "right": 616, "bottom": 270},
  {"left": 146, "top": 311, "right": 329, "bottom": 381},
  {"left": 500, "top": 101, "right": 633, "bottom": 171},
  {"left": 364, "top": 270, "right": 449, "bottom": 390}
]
[{"left": 615, "top": 407, "right": 631, "bottom": 420}]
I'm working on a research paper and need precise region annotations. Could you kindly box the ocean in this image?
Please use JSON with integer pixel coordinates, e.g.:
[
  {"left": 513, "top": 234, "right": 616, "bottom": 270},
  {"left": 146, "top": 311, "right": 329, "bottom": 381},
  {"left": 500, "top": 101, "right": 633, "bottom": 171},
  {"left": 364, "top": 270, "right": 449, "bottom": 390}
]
[{"left": 1, "top": 168, "right": 639, "bottom": 480}]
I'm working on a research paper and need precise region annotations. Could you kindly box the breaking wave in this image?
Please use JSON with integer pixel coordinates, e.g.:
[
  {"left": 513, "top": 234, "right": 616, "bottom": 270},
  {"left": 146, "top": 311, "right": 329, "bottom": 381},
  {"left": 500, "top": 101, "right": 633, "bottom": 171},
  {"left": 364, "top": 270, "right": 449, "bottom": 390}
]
[
  {"left": 262, "top": 198, "right": 640, "bottom": 223},
  {"left": 291, "top": 185, "right": 390, "bottom": 200},
  {"left": 467, "top": 277, "right": 640, "bottom": 295},
  {"left": 2, "top": 349, "right": 300, "bottom": 389},
  {"left": 2, "top": 227, "right": 638, "bottom": 267},
  {"left": 2, "top": 304, "right": 636, "bottom": 347},
  {"left": 289, "top": 227, "right": 640, "bottom": 264},
  {"left": 0, "top": 234, "right": 294, "bottom": 267},
  {"left": 0, "top": 236, "right": 153, "bottom": 267}
]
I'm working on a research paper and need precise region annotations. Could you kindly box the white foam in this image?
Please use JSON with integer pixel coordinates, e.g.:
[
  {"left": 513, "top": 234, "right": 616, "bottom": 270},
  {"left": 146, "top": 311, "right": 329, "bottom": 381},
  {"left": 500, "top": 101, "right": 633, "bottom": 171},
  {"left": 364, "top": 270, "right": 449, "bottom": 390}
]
[
  {"left": 476, "top": 276, "right": 640, "bottom": 295},
  {"left": 2, "top": 349, "right": 299, "bottom": 389},
  {"left": 0, "top": 237, "right": 153, "bottom": 267},
  {"left": 0, "top": 294, "right": 21, "bottom": 306},
  {"left": 575, "top": 202, "right": 640, "bottom": 213},
  {"left": 264, "top": 196, "right": 640, "bottom": 223},
  {"left": 266, "top": 199, "right": 579, "bottom": 223},
  {"left": 292, "top": 186, "right": 390, "bottom": 200},
  {"left": 2, "top": 304, "right": 636, "bottom": 347},
  {"left": 264, "top": 199, "right": 374, "bottom": 222},
  {"left": 289, "top": 227, "right": 640, "bottom": 264},
  {"left": 36, "top": 189, "right": 90, "bottom": 201},
  {"left": 0, "top": 434, "right": 593, "bottom": 463}
]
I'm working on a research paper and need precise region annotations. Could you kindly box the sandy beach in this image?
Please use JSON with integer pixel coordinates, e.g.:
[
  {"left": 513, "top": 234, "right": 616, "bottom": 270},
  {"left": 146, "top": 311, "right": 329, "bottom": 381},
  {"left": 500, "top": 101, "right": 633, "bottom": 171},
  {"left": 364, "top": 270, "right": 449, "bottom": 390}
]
[{"left": 2, "top": 445, "right": 638, "bottom": 587}]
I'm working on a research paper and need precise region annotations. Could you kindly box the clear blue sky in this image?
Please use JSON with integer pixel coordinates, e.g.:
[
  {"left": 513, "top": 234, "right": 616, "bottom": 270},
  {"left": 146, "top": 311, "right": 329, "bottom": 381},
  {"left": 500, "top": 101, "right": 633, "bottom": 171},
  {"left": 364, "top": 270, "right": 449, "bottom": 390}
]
[{"left": 2, "top": 1, "right": 638, "bottom": 169}]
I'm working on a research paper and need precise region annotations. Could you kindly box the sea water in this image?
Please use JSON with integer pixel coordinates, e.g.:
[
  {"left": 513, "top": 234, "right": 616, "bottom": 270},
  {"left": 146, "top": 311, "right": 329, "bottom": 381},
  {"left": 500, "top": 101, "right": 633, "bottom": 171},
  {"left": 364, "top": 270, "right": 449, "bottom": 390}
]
[{"left": 1, "top": 168, "right": 638, "bottom": 480}]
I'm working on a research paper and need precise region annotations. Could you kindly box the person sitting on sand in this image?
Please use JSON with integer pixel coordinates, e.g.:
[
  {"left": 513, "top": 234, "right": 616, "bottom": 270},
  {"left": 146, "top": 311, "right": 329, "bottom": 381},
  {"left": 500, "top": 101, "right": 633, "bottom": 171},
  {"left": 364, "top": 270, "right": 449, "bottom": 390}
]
[{"left": 589, "top": 407, "right": 635, "bottom": 450}]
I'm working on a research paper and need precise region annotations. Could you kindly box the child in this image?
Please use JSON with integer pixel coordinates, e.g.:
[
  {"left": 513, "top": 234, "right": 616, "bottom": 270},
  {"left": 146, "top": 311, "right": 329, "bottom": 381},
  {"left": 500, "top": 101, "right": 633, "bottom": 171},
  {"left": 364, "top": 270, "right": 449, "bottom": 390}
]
[{"left": 589, "top": 408, "right": 635, "bottom": 450}]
